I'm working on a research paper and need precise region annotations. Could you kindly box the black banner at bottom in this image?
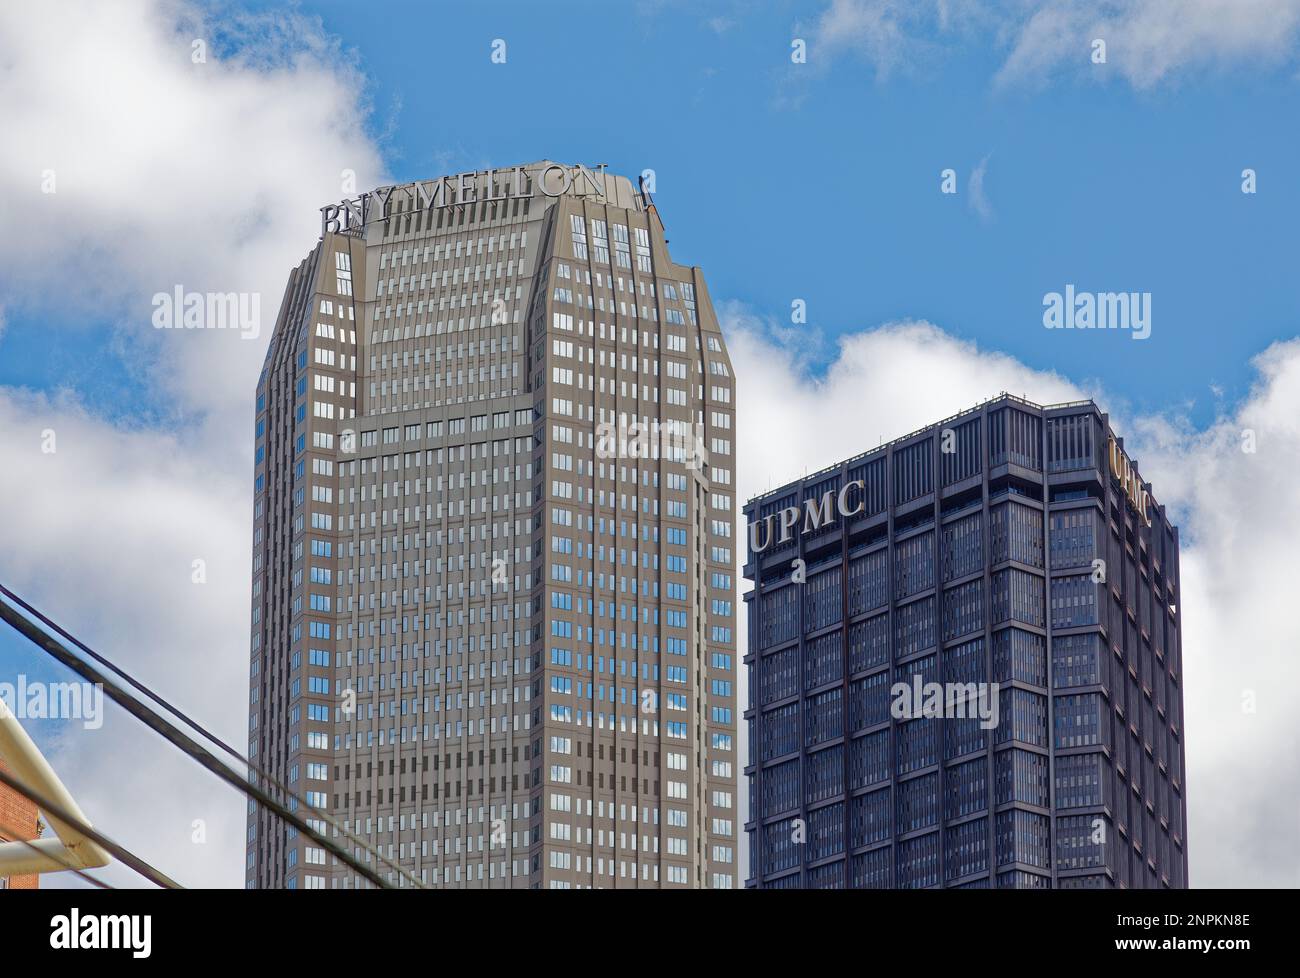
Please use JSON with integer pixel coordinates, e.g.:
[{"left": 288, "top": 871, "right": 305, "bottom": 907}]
[{"left": 0, "top": 887, "right": 1282, "bottom": 964}]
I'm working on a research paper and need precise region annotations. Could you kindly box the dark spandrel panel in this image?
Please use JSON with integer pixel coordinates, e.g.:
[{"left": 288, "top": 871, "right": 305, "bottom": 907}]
[
  {"left": 848, "top": 613, "right": 889, "bottom": 673},
  {"left": 941, "top": 417, "right": 982, "bottom": 487},
  {"left": 893, "top": 438, "right": 934, "bottom": 505},
  {"left": 847, "top": 548, "right": 888, "bottom": 616},
  {"left": 894, "top": 531, "right": 935, "bottom": 599},
  {"left": 851, "top": 786, "right": 892, "bottom": 848},
  {"left": 946, "top": 817, "right": 989, "bottom": 881},
  {"left": 803, "top": 629, "right": 843, "bottom": 691},
  {"left": 805, "top": 743, "right": 844, "bottom": 805},
  {"left": 945, "top": 758, "right": 987, "bottom": 820},
  {"left": 1047, "top": 412, "right": 1100, "bottom": 473},
  {"left": 940, "top": 511, "right": 983, "bottom": 582}
]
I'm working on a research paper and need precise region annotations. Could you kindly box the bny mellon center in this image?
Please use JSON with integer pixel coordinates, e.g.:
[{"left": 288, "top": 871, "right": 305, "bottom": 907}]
[{"left": 247, "top": 163, "right": 738, "bottom": 889}]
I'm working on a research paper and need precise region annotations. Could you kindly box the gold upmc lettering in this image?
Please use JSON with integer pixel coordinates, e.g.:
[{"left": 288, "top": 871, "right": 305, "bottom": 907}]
[{"left": 1108, "top": 435, "right": 1152, "bottom": 527}]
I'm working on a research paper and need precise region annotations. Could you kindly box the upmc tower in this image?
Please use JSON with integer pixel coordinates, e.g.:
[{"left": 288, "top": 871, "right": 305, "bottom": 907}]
[
  {"left": 248, "top": 163, "right": 738, "bottom": 889},
  {"left": 743, "top": 396, "right": 1187, "bottom": 889}
]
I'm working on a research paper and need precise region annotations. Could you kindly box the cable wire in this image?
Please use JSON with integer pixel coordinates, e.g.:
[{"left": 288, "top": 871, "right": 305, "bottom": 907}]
[
  {"left": 0, "top": 812, "right": 114, "bottom": 890},
  {"left": 0, "top": 766, "right": 176, "bottom": 888},
  {"left": 0, "top": 582, "right": 422, "bottom": 889},
  {"left": 0, "top": 591, "right": 395, "bottom": 890}
]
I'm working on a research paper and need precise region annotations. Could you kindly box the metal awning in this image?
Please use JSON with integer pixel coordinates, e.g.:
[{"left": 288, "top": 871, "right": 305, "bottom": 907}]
[{"left": 0, "top": 700, "right": 110, "bottom": 878}]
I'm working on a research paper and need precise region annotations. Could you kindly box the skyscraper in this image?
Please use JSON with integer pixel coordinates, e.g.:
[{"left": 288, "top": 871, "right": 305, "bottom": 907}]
[
  {"left": 742, "top": 395, "right": 1187, "bottom": 888},
  {"left": 248, "top": 162, "right": 738, "bottom": 889}
]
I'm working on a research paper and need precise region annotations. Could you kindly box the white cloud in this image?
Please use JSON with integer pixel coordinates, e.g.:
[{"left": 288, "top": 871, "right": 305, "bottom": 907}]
[
  {"left": 803, "top": 0, "right": 1300, "bottom": 91},
  {"left": 812, "top": 0, "right": 920, "bottom": 80},
  {"left": 775, "top": 0, "right": 969, "bottom": 108},
  {"left": 0, "top": 0, "right": 386, "bottom": 888},
  {"left": 995, "top": 0, "right": 1300, "bottom": 90},
  {"left": 968, "top": 153, "right": 993, "bottom": 221},
  {"left": 725, "top": 308, "right": 1300, "bottom": 888},
  {"left": 0, "top": 0, "right": 386, "bottom": 422},
  {"left": 0, "top": 387, "right": 250, "bottom": 887},
  {"left": 807, "top": 0, "right": 979, "bottom": 81}
]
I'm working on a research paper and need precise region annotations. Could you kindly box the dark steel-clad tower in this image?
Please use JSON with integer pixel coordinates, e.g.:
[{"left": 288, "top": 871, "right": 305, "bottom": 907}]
[
  {"left": 248, "top": 162, "right": 737, "bottom": 889},
  {"left": 743, "top": 395, "right": 1186, "bottom": 888}
]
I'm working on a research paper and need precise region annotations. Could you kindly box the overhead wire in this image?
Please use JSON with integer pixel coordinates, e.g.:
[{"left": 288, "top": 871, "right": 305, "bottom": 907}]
[
  {"left": 0, "top": 766, "right": 176, "bottom": 888},
  {"left": 0, "top": 582, "right": 422, "bottom": 889},
  {"left": 0, "top": 811, "right": 114, "bottom": 890},
  {"left": 0, "top": 590, "right": 401, "bottom": 889}
]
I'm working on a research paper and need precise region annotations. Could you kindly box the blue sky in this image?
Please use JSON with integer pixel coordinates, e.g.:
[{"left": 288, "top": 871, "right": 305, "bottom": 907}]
[
  {"left": 5, "top": 1, "right": 1299, "bottom": 425},
  {"left": 3, "top": 0, "right": 1300, "bottom": 888},
  {"left": 322, "top": 0, "right": 1298, "bottom": 426}
]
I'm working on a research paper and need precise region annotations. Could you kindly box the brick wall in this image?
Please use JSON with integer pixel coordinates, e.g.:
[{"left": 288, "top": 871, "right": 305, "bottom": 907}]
[{"left": 0, "top": 759, "right": 40, "bottom": 889}]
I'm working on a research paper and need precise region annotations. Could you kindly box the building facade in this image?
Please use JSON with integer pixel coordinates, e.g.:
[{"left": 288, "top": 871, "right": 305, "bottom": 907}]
[
  {"left": 0, "top": 760, "right": 40, "bottom": 889},
  {"left": 247, "top": 162, "right": 738, "bottom": 889},
  {"left": 743, "top": 395, "right": 1187, "bottom": 888}
]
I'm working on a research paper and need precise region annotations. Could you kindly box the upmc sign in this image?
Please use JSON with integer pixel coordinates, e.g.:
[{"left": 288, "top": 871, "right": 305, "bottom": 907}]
[
  {"left": 750, "top": 435, "right": 1154, "bottom": 553},
  {"left": 1107, "top": 434, "right": 1152, "bottom": 527},
  {"left": 749, "top": 480, "right": 866, "bottom": 553},
  {"left": 321, "top": 163, "right": 609, "bottom": 236}
]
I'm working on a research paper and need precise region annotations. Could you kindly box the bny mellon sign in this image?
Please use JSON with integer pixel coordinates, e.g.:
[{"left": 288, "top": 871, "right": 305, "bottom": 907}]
[{"left": 321, "top": 163, "right": 610, "bottom": 236}]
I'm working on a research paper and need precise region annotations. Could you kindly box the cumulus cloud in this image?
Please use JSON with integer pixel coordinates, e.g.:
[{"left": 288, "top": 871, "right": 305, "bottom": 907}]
[
  {"left": 0, "top": 0, "right": 386, "bottom": 887},
  {"left": 0, "top": 0, "right": 386, "bottom": 422},
  {"left": 726, "top": 307, "right": 1084, "bottom": 496},
  {"left": 0, "top": 387, "right": 251, "bottom": 887},
  {"left": 725, "top": 307, "right": 1300, "bottom": 888}
]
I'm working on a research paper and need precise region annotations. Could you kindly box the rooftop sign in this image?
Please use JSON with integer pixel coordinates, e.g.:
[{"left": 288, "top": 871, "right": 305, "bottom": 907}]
[
  {"left": 748, "top": 480, "right": 866, "bottom": 553},
  {"left": 321, "top": 163, "right": 609, "bottom": 236},
  {"left": 1107, "top": 434, "right": 1153, "bottom": 527}
]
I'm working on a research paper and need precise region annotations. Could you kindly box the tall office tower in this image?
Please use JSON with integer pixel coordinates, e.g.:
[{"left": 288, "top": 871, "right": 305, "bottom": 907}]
[
  {"left": 742, "top": 395, "right": 1187, "bottom": 889},
  {"left": 247, "top": 162, "right": 737, "bottom": 889}
]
